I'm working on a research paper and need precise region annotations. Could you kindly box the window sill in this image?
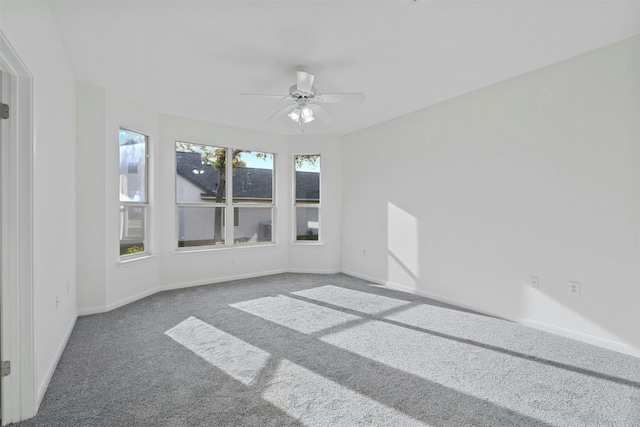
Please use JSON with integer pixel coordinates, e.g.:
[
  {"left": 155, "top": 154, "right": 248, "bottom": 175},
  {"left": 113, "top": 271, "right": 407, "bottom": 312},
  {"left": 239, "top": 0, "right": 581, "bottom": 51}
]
[
  {"left": 290, "top": 241, "right": 323, "bottom": 246},
  {"left": 171, "top": 242, "right": 278, "bottom": 256},
  {"left": 117, "top": 254, "right": 157, "bottom": 267}
]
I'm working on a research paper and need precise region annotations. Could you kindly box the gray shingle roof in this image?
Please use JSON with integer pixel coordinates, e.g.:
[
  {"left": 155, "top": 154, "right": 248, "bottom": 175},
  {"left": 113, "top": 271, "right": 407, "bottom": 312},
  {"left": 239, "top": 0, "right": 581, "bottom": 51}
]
[
  {"left": 295, "top": 171, "right": 319, "bottom": 201},
  {"left": 176, "top": 151, "right": 220, "bottom": 197},
  {"left": 176, "top": 151, "right": 319, "bottom": 201}
]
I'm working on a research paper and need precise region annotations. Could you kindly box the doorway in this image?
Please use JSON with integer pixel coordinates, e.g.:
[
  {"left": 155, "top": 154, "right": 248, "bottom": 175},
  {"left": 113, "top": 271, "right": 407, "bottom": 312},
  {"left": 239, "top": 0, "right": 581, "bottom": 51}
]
[
  {"left": 0, "top": 33, "right": 35, "bottom": 425},
  {"left": 0, "top": 67, "right": 4, "bottom": 427}
]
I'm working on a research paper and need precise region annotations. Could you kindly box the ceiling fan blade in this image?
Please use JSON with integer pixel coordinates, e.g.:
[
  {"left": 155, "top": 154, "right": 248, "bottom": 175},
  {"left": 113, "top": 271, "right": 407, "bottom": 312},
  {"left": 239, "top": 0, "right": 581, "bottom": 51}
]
[
  {"left": 240, "top": 93, "right": 292, "bottom": 100},
  {"left": 296, "top": 70, "right": 315, "bottom": 94},
  {"left": 317, "top": 93, "right": 365, "bottom": 103},
  {"left": 310, "top": 104, "right": 334, "bottom": 123},
  {"left": 265, "top": 104, "right": 295, "bottom": 122}
]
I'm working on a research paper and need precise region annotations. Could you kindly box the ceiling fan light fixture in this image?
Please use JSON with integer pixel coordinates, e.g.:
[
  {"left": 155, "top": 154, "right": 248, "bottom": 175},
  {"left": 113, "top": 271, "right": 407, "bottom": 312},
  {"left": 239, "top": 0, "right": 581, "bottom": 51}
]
[
  {"left": 287, "top": 103, "right": 316, "bottom": 125},
  {"left": 301, "top": 106, "right": 313, "bottom": 118},
  {"left": 302, "top": 114, "right": 315, "bottom": 124},
  {"left": 241, "top": 68, "right": 364, "bottom": 127},
  {"left": 288, "top": 107, "right": 302, "bottom": 122},
  {"left": 288, "top": 104, "right": 315, "bottom": 124}
]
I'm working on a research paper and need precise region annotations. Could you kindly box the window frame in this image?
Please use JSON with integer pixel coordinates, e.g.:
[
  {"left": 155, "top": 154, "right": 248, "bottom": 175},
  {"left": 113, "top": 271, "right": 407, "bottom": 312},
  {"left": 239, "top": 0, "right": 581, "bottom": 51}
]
[
  {"left": 174, "top": 142, "right": 276, "bottom": 250},
  {"left": 175, "top": 142, "right": 228, "bottom": 249},
  {"left": 231, "top": 149, "right": 276, "bottom": 246},
  {"left": 119, "top": 128, "right": 149, "bottom": 259},
  {"left": 292, "top": 153, "right": 321, "bottom": 244}
]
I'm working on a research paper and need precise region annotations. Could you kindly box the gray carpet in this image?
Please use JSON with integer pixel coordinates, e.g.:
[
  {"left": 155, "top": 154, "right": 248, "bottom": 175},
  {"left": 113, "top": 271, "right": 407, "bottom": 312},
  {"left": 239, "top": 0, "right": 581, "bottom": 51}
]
[{"left": 13, "top": 273, "right": 640, "bottom": 426}]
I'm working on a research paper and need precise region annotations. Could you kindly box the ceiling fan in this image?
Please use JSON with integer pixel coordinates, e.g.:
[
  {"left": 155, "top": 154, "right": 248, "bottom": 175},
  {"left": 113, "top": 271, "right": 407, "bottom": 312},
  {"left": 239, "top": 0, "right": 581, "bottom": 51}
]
[{"left": 240, "top": 67, "right": 365, "bottom": 126}]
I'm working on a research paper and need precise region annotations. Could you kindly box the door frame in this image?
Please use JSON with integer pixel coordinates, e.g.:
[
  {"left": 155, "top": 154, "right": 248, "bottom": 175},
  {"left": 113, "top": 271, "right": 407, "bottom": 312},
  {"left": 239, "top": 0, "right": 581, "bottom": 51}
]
[{"left": 0, "top": 30, "right": 35, "bottom": 425}]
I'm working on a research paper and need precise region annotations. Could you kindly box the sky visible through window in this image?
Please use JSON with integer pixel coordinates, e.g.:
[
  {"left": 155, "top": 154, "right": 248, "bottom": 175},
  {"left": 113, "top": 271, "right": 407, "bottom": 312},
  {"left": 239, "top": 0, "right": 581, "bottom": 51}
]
[
  {"left": 238, "top": 152, "right": 319, "bottom": 172},
  {"left": 239, "top": 151, "right": 272, "bottom": 169}
]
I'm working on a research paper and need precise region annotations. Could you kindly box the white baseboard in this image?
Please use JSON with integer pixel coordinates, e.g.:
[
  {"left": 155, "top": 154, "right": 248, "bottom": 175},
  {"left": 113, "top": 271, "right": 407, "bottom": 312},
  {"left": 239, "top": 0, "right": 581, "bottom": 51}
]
[
  {"left": 341, "top": 270, "right": 640, "bottom": 359},
  {"left": 78, "top": 287, "right": 161, "bottom": 316},
  {"left": 343, "top": 270, "right": 492, "bottom": 315},
  {"left": 79, "top": 269, "right": 341, "bottom": 315},
  {"left": 37, "top": 314, "right": 77, "bottom": 408},
  {"left": 159, "top": 269, "right": 288, "bottom": 292},
  {"left": 286, "top": 268, "right": 341, "bottom": 275},
  {"left": 78, "top": 270, "right": 290, "bottom": 315},
  {"left": 74, "top": 267, "right": 640, "bottom": 359},
  {"left": 340, "top": 270, "right": 388, "bottom": 287},
  {"left": 77, "top": 305, "right": 107, "bottom": 316},
  {"left": 516, "top": 318, "right": 640, "bottom": 358},
  {"left": 105, "top": 287, "right": 161, "bottom": 312}
]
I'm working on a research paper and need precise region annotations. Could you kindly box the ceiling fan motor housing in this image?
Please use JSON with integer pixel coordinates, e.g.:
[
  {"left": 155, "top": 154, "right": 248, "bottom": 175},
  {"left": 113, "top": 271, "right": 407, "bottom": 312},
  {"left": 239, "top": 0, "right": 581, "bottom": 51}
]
[{"left": 289, "top": 84, "right": 317, "bottom": 100}]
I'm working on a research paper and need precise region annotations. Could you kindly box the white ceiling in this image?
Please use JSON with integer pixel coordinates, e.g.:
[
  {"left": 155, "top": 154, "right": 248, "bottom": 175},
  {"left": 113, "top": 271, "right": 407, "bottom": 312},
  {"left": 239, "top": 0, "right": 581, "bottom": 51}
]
[{"left": 47, "top": 0, "right": 640, "bottom": 135}]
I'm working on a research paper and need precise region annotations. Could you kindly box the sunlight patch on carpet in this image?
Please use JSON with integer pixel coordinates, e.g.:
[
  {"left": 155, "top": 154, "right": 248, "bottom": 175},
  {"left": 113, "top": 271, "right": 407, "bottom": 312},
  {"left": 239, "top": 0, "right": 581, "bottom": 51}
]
[
  {"left": 231, "top": 294, "right": 359, "bottom": 334},
  {"left": 166, "top": 316, "right": 428, "bottom": 426},
  {"left": 165, "top": 316, "right": 269, "bottom": 385},
  {"left": 292, "top": 285, "right": 411, "bottom": 315},
  {"left": 263, "top": 359, "right": 428, "bottom": 426},
  {"left": 229, "top": 291, "right": 640, "bottom": 425}
]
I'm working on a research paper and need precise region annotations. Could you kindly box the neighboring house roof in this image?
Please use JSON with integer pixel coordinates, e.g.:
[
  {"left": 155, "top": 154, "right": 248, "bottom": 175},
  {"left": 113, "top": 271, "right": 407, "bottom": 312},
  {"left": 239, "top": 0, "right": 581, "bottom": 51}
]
[
  {"left": 176, "top": 151, "right": 319, "bottom": 200},
  {"left": 295, "top": 171, "right": 319, "bottom": 201},
  {"left": 232, "top": 167, "right": 273, "bottom": 200},
  {"left": 176, "top": 151, "right": 219, "bottom": 197}
]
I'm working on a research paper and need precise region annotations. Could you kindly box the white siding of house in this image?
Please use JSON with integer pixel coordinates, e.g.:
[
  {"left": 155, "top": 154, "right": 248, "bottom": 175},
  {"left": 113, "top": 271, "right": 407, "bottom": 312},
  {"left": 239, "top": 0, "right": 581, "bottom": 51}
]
[{"left": 176, "top": 174, "right": 205, "bottom": 203}]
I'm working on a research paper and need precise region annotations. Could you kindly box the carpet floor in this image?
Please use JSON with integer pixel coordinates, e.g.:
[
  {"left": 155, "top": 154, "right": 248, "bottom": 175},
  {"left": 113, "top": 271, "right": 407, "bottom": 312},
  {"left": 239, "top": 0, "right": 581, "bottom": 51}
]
[{"left": 13, "top": 273, "right": 640, "bottom": 426}]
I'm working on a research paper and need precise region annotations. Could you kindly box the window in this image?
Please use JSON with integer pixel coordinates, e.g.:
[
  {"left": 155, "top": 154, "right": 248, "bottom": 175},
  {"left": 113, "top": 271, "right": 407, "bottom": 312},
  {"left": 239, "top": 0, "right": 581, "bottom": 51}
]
[
  {"left": 175, "top": 142, "right": 275, "bottom": 248},
  {"left": 232, "top": 150, "right": 274, "bottom": 244},
  {"left": 294, "top": 154, "right": 320, "bottom": 241},
  {"left": 119, "top": 129, "right": 148, "bottom": 257}
]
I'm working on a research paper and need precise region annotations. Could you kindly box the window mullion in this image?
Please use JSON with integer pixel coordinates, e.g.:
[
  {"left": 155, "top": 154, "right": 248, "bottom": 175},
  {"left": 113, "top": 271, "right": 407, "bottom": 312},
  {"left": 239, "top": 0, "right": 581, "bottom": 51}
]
[{"left": 226, "top": 147, "right": 234, "bottom": 246}]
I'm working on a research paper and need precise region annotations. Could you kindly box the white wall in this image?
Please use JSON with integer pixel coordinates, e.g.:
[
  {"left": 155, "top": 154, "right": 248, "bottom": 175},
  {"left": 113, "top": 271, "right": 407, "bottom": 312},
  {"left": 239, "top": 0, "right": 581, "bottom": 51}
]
[
  {"left": 0, "top": 0, "right": 78, "bottom": 403},
  {"left": 76, "top": 92, "right": 344, "bottom": 312},
  {"left": 77, "top": 84, "right": 106, "bottom": 311},
  {"left": 76, "top": 84, "right": 161, "bottom": 314},
  {"left": 158, "top": 117, "right": 344, "bottom": 288},
  {"left": 104, "top": 90, "right": 161, "bottom": 308},
  {"left": 157, "top": 115, "right": 290, "bottom": 289},
  {"left": 342, "top": 35, "right": 640, "bottom": 356}
]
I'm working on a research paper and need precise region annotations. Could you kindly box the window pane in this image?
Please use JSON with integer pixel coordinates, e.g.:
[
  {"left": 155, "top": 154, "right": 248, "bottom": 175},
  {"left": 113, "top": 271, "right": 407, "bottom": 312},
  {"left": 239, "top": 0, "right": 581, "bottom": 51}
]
[
  {"left": 120, "top": 205, "right": 145, "bottom": 255},
  {"left": 177, "top": 206, "right": 226, "bottom": 247},
  {"left": 234, "top": 207, "right": 273, "bottom": 244},
  {"left": 176, "top": 142, "right": 226, "bottom": 203},
  {"left": 119, "top": 129, "right": 147, "bottom": 203},
  {"left": 233, "top": 151, "right": 274, "bottom": 203},
  {"left": 295, "top": 154, "right": 320, "bottom": 203},
  {"left": 296, "top": 207, "right": 319, "bottom": 241}
]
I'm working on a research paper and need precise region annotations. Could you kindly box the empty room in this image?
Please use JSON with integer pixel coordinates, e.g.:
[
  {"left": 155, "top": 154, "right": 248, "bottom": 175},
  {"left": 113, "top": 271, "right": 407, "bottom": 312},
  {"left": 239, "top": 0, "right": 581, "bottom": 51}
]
[{"left": 1, "top": 0, "right": 639, "bottom": 426}]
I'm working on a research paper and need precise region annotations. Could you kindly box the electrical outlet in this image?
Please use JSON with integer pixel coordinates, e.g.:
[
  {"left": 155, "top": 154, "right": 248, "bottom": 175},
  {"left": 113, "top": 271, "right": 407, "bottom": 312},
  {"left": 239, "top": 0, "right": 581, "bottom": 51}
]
[
  {"left": 568, "top": 281, "right": 581, "bottom": 296},
  {"left": 530, "top": 276, "right": 540, "bottom": 289},
  {"left": 231, "top": 257, "right": 236, "bottom": 264}
]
